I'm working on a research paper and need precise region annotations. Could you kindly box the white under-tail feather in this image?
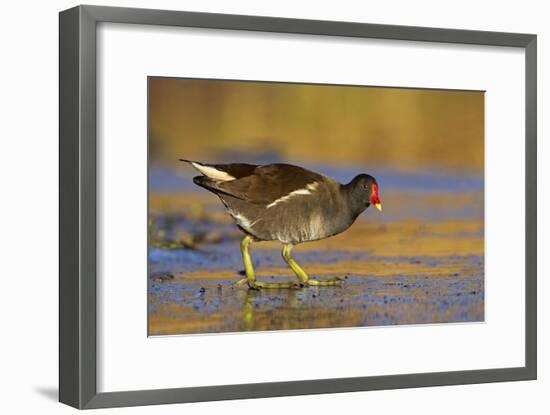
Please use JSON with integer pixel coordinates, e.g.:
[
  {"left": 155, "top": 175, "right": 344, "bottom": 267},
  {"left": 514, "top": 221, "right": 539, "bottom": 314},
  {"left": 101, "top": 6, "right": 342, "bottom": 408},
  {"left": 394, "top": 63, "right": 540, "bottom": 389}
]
[{"left": 189, "top": 161, "right": 235, "bottom": 182}]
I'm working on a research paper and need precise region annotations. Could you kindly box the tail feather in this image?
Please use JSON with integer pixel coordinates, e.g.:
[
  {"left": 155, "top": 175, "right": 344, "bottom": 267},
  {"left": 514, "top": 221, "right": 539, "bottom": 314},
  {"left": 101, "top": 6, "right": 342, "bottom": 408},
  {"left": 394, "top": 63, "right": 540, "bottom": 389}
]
[
  {"left": 179, "top": 158, "right": 258, "bottom": 181},
  {"left": 179, "top": 159, "right": 236, "bottom": 182},
  {"left": 192, "top": 176, "right": 245, "bottom": 200}
]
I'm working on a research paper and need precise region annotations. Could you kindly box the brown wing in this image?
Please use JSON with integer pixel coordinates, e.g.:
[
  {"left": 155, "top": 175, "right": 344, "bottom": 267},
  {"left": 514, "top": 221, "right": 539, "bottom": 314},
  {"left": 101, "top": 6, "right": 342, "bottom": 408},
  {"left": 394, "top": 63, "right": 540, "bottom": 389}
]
[{"left": 213, "top": 163, "right": 325, "bottom": 205}]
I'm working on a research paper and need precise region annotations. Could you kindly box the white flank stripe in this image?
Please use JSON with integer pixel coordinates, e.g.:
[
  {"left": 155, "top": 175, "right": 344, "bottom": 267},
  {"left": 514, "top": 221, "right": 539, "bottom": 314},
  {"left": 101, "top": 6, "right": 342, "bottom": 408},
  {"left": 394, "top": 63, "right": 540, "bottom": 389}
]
[
  {"left": 191, "top": 162, "right": 235, "bottom": 181},
  {"left": 266, "top": 182, "right": 318, "bottom": 209}
]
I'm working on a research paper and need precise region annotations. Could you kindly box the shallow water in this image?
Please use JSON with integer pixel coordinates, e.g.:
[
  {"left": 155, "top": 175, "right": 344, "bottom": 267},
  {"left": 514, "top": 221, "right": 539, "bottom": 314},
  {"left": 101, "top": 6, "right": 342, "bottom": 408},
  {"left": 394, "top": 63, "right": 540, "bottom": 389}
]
[
  {"left": 148, "top": 167, "right": 484, "bottom": 335},
  {"left": 149, "top": 253, "right": 483, "bottom": 335}
]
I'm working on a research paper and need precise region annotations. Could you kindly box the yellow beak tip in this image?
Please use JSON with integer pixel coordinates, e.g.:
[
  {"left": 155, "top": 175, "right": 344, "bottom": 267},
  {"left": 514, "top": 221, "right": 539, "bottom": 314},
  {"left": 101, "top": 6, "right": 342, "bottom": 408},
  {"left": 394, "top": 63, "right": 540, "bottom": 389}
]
[{"left": 375, "top": 203, "right": 382, "bottom": 212}]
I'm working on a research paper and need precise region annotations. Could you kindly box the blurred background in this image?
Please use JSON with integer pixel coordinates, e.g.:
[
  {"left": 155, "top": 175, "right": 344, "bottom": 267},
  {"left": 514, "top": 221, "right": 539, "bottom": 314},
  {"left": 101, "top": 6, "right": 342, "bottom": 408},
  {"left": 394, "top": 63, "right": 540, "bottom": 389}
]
[
  {"left": 149, "top": 77, "right": 483, "bottom": 173},
  {"left": 147, "top": 78, "right": 485, "bottom": 335}
]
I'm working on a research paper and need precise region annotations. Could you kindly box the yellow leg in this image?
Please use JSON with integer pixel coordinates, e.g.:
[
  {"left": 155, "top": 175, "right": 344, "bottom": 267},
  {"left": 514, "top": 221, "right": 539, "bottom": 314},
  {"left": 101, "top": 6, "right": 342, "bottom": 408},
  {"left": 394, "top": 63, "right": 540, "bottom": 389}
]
[
  {"left": 282, "top": 244, "right": 344, "bottom": 287},
  {"left": 281, "top": 245, "right": 308, "bottom": 284},
  {"left": 236, "top": 235, "right": 255, "bottom": 285},
  {"left": 234, "top": 236, "right": 295, "bottom": 289}
]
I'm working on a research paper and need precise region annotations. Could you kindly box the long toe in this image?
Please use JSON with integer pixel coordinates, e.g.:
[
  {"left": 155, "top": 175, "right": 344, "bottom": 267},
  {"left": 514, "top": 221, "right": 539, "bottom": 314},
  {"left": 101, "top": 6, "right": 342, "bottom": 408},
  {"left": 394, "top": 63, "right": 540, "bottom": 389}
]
[
  {"left": 254, "top": 280, "right": 298, "bottom": 289},
  {"left": 307, "top": 277, "right": 344, "bottom": 287}
]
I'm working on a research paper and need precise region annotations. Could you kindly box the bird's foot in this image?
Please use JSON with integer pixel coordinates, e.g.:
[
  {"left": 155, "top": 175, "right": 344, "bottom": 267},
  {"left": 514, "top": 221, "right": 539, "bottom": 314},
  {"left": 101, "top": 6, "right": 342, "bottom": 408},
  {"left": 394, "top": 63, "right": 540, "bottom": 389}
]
[
  {"left": 234, "top": 276, "right": 345, "bottom": 289},
  {"left": 234, "top": 278, "right": 297, "bottom": 290},
  {"left": 233, "top": 278, "right": 249, "bottom": 287},
  {"left": 305, "top": 276, "right": 345, "bottom": 287}
]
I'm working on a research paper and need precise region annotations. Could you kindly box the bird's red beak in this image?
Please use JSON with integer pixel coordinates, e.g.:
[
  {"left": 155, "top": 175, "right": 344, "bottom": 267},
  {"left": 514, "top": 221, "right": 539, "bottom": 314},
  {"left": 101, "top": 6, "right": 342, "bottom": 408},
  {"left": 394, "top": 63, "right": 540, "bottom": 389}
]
[{"left": 371, "top": 183, "right": 382, "bottom": 211}]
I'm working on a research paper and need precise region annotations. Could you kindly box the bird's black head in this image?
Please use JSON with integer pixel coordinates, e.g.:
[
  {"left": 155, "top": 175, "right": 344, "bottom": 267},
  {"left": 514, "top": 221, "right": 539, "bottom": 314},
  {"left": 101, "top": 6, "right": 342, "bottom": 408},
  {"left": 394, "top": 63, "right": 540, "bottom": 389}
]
[{"left": 344, "top": 174, "right": 382, "bottom": 215}]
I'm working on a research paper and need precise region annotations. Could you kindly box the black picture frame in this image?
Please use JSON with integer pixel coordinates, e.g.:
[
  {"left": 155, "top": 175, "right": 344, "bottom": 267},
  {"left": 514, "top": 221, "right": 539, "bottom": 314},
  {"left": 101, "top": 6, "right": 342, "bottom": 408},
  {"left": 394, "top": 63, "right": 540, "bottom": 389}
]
[{"left": 59, "top": 4, "right": 537, "bottom": 409}]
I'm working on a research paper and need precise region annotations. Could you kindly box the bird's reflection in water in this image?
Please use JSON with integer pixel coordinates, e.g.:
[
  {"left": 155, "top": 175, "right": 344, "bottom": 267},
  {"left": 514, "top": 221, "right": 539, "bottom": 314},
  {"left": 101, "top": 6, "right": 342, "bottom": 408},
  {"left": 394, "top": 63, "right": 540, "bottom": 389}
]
[
  {"left": 242, "top": 289, "right": 255, "bottom": 331},
  {"left": 241, "top": 287, "right": 296, "bottom": 332},
  {"left": 239, "top": 283, "right": 349, "bottom": 332}
]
